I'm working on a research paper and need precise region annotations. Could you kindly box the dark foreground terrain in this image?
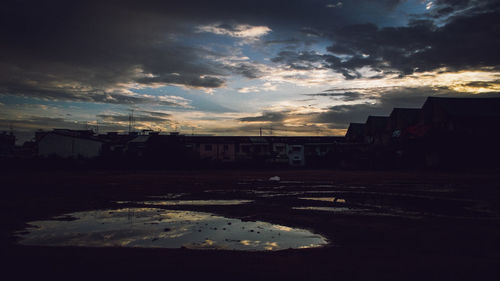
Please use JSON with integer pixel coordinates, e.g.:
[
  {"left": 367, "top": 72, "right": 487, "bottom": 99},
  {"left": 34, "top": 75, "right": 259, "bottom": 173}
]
[{"left": 2, "top": 169, "right": 500, "bottom": 281}]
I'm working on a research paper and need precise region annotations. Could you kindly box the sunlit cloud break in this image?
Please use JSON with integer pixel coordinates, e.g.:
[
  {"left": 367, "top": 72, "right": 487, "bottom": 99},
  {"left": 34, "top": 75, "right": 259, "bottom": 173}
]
[{"left": 196, "top": 23, "right": 271, "bottom": 39}]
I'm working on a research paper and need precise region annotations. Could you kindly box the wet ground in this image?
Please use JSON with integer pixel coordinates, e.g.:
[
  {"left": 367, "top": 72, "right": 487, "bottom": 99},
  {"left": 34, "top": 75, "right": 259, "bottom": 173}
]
[
  {"left": 2, "top": 169, "right": 500, "bottom": 280},
  {"left": 17, "top": 208, "right": 327, "bottom": 250}
]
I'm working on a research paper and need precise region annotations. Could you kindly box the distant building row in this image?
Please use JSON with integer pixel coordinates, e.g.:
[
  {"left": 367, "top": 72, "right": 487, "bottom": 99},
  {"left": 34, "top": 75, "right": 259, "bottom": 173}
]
[
  {"left": 34, "top": 129, "right": 344, "bottom": 167},
  {"left": 345, "top": 96, "right": 500, "bottom": 145},
  {"left": 343, "top": 96, "right": 500, "bottom": 168}
]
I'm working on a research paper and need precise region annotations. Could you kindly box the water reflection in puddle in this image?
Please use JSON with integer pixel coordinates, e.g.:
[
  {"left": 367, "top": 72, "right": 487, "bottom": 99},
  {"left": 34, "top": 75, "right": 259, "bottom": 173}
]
[
  {"left": 17, "top": 208, "right": 327, "bottom": 251},
  {"left": 116, "top": 200, "right": 253, "bottom": 206},
  {"left": 299, "top": 197, "right": 346, "bottom": 203},
  {"left": 293, "top": 206, "right": 422, "bottom": 218},
  {"left": 148, "top": 193, "right": 188, "bottom": 199},
  {"left": 293, "top": 207, "right": 357, "bottom": 212}
]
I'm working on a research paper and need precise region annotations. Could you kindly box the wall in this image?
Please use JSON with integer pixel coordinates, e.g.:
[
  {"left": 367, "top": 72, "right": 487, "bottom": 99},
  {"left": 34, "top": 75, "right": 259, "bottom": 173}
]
[{"left": 38, "top": 134, "right": 102, "bottom": 158}]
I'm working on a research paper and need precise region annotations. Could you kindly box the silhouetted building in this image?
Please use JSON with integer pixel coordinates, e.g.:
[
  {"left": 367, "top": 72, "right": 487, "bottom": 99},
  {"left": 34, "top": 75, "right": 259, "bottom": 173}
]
[
  {"left": 388, "top": 108, "right": 420, "bottom": 138},
  {"left": 419, "top": 96, "right": 500, "bottom": 168},
  {"left": 365, "top": 116, "right": 390, "bottom": 145},
  {"left": 37, "top": 129, "right": 104, "bottom": 159},
  {"left": 345, "top": 123, "right": 366, "bottom": 143},
  {"left": 421, "top": 96, "right": 500, "bottom": 137},
  {"left": 0, "top": 131, "right": 16, "bottom": 157}
]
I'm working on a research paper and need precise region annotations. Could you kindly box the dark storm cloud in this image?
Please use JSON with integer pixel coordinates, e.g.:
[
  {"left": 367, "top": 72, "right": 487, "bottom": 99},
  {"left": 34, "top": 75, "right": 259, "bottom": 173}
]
[
  {"left": 430, "top": 0, "right": 500, "bottom": 17},
  {"left": 305, "top": 91, "right": 364, "bottom": 101},
  {"left": 97, "top": 113, "right": 170, "bottom": 123},
  {"left": 239, "top": 111, "right": 289, "bottom": 122},
  {"left": 462, "top": 80, "right": 500, "bottom": 88},
  {"left": 0, "top": 1, "right": 230, "bottom": 103},
  {"left": 142, "top": 111, "right": 172, "bottom": 118},
  {"left": 136, "top": 74, "right": 225, "bottom": 89},
  {"left": 323, "top": 6, "right": 500, "bottom": 78},
  {"left": 223, "top": 62, "right": 264, "bottom": 79},
  {"left": 266, "top": 1, "right": 499, "bottom": 79},
  {"left": 1, "top": 0, "right": 498, "bottom": 105},
  {"left": 271, "top": 51, "right": 329, "bottom": 70},
  {"left": 0, "top": 83, "right": 188, "bottom": 107}
]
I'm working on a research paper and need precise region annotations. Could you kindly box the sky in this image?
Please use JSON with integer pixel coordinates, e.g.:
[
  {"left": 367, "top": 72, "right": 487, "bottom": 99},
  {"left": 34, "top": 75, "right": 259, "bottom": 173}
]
[{"left": 1, "top": 0, "right": 499, "bottom": 143}]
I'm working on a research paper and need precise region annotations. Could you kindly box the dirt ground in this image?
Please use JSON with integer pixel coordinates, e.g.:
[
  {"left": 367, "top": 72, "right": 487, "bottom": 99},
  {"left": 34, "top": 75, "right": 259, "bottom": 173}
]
[{"left": 2, "top": 169, "right": 500, "bottom": 281}]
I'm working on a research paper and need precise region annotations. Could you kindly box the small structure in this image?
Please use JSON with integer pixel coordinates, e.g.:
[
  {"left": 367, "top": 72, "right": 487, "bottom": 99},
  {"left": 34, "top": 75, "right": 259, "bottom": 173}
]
[
  {"left": 0, "top": 131, "right": 16, "bottom": 157},
  {"left": 37, "top": 129, "right": 103, "bottom": 158},
  {"left": 126, "top": 135, "right": 151, "bottom": 157},
  {"left": 288, "top": 143, "right": 305, "bottom": 166},
  {"left": 191, "top": 136, "right": 237, "bottom": 162}
]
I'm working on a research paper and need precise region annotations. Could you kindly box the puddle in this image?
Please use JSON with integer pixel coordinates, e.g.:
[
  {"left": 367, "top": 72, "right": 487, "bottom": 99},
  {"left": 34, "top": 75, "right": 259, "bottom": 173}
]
[
  {"left": 302, "top": 191, "right": 339, "bottom": 194},
  {"left": 299, "top": 197, "right": 346, "bottom": 203},
  {"left": 246, "top": 190, "right": 304, "bottom": 198},
  {"left": 116, "top": 200, "right": 253, "bottom": 206},
  {"left": 293, "top": 207, "right": 419, "bottom": 218},
  {"left": 16, "top": 208, "right": 328, "bottom": 251},
  {"left": 293, "top": 207, "right": 354, "bottom": 212},
  {"left": 148, "top": 193, "right": 189, "bottom": 199}
]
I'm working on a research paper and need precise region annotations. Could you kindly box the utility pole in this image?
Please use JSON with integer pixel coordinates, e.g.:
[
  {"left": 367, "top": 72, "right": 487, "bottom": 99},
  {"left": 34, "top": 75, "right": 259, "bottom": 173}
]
[
  {"left": 128, "top": 109, "right": 134, "bottom": 133},
  {"left": 96, "top": 118, "right": 99, "bottom": 134}
]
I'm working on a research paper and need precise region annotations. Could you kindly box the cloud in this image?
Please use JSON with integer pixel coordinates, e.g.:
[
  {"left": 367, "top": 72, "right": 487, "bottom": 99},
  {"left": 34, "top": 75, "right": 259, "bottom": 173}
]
[
  {"left": 197, "top": 23, "right": 271, "bottom": 39},
  {"left": 323, "top": 7, "right": 500, "bottom": 78},
  {"left": 97, "top": 113, "right": 171, "bottom": 123},
  {"left": 430, "top": 0, "right": 499, "bottom": 17},
  {"left": 239, "top": 111, "right": 289, "bottom": 122},
  {"left": 223, "top": 61, "right": 264, "bottom": 79},
  {"left": 0, "top": 2, "right": 237, "bottom": 105},
  {"left": 326, "top": 2, "right": 343, "bottom": 9},
  {"left": 304, "top": 91, "right": 365, "bottom": 101},
  {"left": 271, "top": 50, "right": 329, "bottom": 70},
  {"left": 264, "top": 1, "right": 499, "bottom": 80}
]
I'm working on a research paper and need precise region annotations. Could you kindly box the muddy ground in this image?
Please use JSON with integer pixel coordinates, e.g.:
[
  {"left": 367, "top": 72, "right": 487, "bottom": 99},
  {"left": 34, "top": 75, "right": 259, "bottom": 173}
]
[{"left": 2, "top": 169, "right": 500, "bottom": 280}]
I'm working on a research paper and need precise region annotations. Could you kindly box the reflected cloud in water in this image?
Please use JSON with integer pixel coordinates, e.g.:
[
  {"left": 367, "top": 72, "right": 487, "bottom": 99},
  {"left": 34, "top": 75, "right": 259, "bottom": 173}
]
[
  {"left": 116, "top": 200, "right": 253, "bottom": 206},
  {"left": 16, "top": 208, "right": 327, "bottom": 251},
  {"left": 298, "top": 197, "right": 346, "bottom": 203}
]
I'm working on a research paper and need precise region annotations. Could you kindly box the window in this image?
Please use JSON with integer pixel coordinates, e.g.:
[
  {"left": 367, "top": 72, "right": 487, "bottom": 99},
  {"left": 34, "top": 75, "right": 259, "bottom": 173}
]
[
  {"left": 205, "top": 144, "right": 212, "bottom": 151},
  {"left": 223, "top": 144, "right": 229, "bottom": 151}
]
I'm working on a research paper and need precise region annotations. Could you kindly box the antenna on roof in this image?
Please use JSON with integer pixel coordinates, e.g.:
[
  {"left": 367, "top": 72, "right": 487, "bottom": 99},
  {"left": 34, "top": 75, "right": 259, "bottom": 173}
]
[
  {"left": 96, "top": 118, "right": 99, "bottom": 134},
  {"left": 128, "top": 109, "right": 134, "bottom": 134}
]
